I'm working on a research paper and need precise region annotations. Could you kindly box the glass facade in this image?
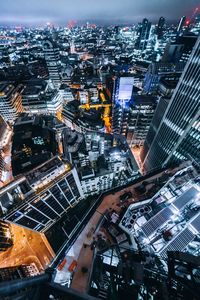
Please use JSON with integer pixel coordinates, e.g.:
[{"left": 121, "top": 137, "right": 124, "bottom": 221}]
[
  {"left": 43, "top": 40, "right": 62, "bottom": 89},
  {"left": 141, "top": 37, "right": 200, "bottom": 172},
  {"left": 2, "top": 164, "right": 83, "bottom": 232}
]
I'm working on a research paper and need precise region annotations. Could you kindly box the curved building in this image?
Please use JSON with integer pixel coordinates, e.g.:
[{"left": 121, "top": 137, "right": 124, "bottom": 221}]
[{"left": 43, "top": 39, "right": 62, "bottom": 89}]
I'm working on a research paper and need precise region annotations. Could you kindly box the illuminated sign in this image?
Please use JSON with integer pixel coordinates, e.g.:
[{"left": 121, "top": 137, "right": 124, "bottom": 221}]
[{"left": 118, "top": 77, "right": 134, "bottom": 100}]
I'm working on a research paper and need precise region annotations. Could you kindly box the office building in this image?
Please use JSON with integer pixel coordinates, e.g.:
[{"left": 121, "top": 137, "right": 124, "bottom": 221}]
[
  {"left": 119, "top": 165, "right": 200, "bottom": 262},
  {"left": 85, "top": 162, "right": 200, "bottom": 300},
  {"left": 177, "top": 16, "right": 186, "bottom": 34},
  {"left": 0, "top": 264, "right": 39, "bottom": 281},
  {"left": 156, "top": 16, "right": 165, "bottom": 39},
  {"left": 11, "top": 114, "right": 59, "bottom": 176},
  {"left": 143, "top": 61, "right": 185, "bottom": 93},
  {"left": 158, "top": 76, "right": 179, "bottom": 98},
  {"left": 61, "top": 82, "right": 111, "bottom": 133},
  {"left": 59, "top": 85, "right": 74, "bottom": 104},
  {"left": 0, "top": 115, "right": 12, "bottom": 150},
  {"left": 21, "top": 80, "right": 49, "bottom": 114},
  {"left": 112, "top": 77, "right": 157, "bottom": 145},
  {"left": 43, "top": 39, "right": 62, "bottom": 89},
  {"left": 0, "top": 83, "right": 23, "bottom": 123},
  {"left": 117, "top": 164, "right": 200, "bottom": 300},
  {"left": 112, "top": 77, "right": 134, "bottom": 136},
  {"left": 0, "top": 221, "right": 13, "bottom": 251},
  {"left": 191, "top": 13, "right": 200, "bottom": 35},
  {"left": 141, "top": 36, "right": 200, "bottom": 172},
  {"left": 0, "top": 116, "right": 12, "bottom": 181},
  {"left": 62, "top": 100, "right": 104, "bottom": 133},
  {"left": 140, "top": 97, "right": 170, "bottom": 170},
  {"left": 62, "top": 129, "right": 139, "bottom": 196},
  {"left": 127, "top": 95, "right": 157, "bottom": 146},
  {"left": 0, "top": 156, "right": 83, "bottom": 232},
  {"left": 42, "top": 89, "right": 63, "bottom": 114},
  {"left": 135, "top": 18, "right": 151, "bottom": 51},
  {"left": 162, "top": 34, "right": 197, "bottom": 63}
]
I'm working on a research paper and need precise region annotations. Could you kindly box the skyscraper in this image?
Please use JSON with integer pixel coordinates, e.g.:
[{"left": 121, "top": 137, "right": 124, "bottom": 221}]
[
  {"left": 112, "top": 77, "right": 156, "bottom": 146},
  {"left": 141, "top": 36, "right": 200, "bottom": 172},
  {"left": 191, "top": 13, "right": 200, "bottom": 35},
  {"left": 136, "top": 18, "right": 151, "bottom": 51},
  {"left": 112, "top": 77, "right": 134, "bottom": 136},
  {"left": 177, "top": 16, "right": 186, "bottom": 34},
  {"left": 143, "top": 61, "right": 185, "bottom": 94},
  {"left": 43, "top": 39, "right": 62, "bottom": 89},
  {"left": 162, "top": 34, "right": 197, "bottom": 63},
  {"left": 157, "top": 17, "right": 165, "bottom": 39}
]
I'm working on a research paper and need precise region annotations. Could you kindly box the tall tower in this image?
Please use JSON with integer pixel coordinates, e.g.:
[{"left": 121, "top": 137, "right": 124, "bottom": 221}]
[
  {"left": 136, "top": 18, "right": 151, "bottom": 51},
  {"left": 112, "top": 77, "right": 134, "bottom": 136},
  {"left": 43, "top": 39, "right": 62, "bottom": 89},
  {"left": 157, "top": 17, "right": 165, "bottom": 39},
  {"left": 192, "top": 13, "right": 200, "bottom": 35},
  {"left": 141, "top": 36, "right": 200, "bottom": 172},
  {"left": 112, "top": 77, "right": 156, "bottom": 145},
  {"left": 177, "top": 16, "right": 186, "bottom": 34}
]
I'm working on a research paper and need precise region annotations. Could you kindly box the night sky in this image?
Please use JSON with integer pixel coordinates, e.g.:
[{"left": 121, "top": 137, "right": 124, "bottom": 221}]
[{"left": 0, "top": 0, "right": 199, "bottom": 25}]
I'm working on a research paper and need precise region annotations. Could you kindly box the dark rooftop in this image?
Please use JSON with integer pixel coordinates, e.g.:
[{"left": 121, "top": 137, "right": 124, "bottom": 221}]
[{"left": 11, "top": 114, "right": 59, "bottom": 176}]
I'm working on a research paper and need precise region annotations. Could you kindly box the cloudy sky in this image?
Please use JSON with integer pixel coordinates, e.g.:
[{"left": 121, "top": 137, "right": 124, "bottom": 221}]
[{"left": 0, "top": 0, "right": 199, "bottom": 25}]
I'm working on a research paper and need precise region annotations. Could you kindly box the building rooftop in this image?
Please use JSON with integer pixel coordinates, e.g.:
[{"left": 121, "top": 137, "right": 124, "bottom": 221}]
[
  {"left": 26, "top": 156, "right": 70, "bottom": 185},
  {"left": 119, "top": 165, "right": 200, "bottom": 262},
  {"left": 22, "top": 79, "right": 47, "bottom": 96},
  {"left": 159, "top": 75, "right": 181, "bottom": 89},
  {"left": 0, "top": 156, "right": 73, "bottom": 231},
  {"left": 132, "top": 94, "right": 157, "bottom": 105},
  {"left": 62, "top": 129, "right": 139, "bottom": 189},
  {"left": 11, "top": 114, "right": 59, "bottom": 176}
]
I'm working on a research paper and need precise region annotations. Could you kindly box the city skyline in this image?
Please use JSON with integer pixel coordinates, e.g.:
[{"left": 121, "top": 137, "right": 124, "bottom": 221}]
[
  {"left": 0, "top": 0, "right": 199, "bottom": 26},
  {"left": 0, "top": 1, "right": 199, "bottom": 298}
]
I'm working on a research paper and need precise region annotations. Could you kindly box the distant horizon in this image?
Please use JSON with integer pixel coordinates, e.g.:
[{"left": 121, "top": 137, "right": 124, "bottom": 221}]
[
  {"left": 0, "top": 0, "right": 199, "bottom": 28},
  {"left": 0, "top": 18, "right": 182, "bottom": 28}
]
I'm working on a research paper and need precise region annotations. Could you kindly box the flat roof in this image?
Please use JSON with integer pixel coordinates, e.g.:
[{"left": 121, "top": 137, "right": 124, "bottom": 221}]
[
  {"left": 140, "top": 206, "right": 173, "bottom": 237},
  {"left": 172, "top": 186, "right": 199, "bottom": 211},
  {"left": 118, "top": 77, "right": 134, "bottom": 100},
  {"left": 26, "top": 156, "right": 69, "bottom": 184}
]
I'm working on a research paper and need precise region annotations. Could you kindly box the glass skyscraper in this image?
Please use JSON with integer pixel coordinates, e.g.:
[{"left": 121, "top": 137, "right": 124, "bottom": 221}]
[{"left": 141, "top": 36, "right": 200, "bottom": 172}]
